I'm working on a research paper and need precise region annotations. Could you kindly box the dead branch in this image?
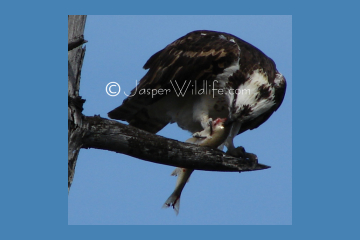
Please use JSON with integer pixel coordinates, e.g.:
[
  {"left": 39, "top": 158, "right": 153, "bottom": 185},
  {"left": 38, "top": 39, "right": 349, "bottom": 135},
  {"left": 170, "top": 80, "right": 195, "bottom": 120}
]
[
  {"left": 81, "top": 115, "right": 270, "bottom": 172},
  {"left": 68, "top": 35, "right": 88, "bottom": 51}
]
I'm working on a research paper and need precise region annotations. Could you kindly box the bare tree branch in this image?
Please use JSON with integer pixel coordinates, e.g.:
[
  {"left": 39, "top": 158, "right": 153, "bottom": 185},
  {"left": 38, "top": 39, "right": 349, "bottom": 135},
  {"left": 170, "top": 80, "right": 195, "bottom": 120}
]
[
  {"left": 81, "top": 115, "right": 270, "bottom": 172},
  {"left": 68, "top": 35, "right": 88, "bottom": 51}
]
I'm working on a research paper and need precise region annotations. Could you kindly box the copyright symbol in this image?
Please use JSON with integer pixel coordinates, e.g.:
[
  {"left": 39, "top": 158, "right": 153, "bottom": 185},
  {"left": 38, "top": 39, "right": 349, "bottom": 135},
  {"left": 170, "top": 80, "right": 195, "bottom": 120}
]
[{"left": 106, "top": 82, "right": 121, "bottom": 97}]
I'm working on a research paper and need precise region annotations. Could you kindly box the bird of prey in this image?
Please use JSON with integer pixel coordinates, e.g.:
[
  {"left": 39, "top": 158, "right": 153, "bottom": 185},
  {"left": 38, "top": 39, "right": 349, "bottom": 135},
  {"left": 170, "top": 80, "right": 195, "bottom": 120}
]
[
  {"left": 108, "top": 30, "right": 286, "bottom": 212},
  {"left": 162, "top": 117, "right": 231, "bottom": 215},
  {"left": 108, "top": 30, "right": 286, "bottom": 157}
]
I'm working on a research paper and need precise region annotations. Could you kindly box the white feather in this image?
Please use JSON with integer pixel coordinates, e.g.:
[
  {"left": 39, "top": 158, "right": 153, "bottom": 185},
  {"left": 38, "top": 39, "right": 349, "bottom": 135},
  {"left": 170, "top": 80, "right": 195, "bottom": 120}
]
[{"left": 234, "top": 69, "right": 276, "bottom": 120}]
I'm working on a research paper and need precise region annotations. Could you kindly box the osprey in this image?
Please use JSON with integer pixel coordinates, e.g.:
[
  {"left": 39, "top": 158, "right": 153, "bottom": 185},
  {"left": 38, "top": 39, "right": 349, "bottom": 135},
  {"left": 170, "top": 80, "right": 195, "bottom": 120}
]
[{"left": 108, "top": 30, "right": 286, "bottom": 158}]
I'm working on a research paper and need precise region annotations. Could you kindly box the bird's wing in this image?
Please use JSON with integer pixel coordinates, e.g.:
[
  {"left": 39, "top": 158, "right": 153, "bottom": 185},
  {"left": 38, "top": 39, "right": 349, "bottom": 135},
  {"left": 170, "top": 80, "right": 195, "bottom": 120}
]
[{"left": 108, "top": 30, "right": 241, "bottom": 133}]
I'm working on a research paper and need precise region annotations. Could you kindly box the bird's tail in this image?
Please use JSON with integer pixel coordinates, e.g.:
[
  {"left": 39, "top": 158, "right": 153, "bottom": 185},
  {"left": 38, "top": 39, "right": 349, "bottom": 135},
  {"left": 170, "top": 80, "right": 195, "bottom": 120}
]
[{"left": 162, "top": 168, "right": 193, "bottom": 215}]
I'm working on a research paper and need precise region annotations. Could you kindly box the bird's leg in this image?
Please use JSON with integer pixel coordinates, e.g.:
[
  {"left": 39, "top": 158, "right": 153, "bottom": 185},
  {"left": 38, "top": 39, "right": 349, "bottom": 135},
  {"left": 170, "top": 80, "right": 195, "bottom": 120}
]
[
  {"left": 223, "top": 121, "right": 242, "bottom": 154},
  {"left": 225, "top": 139, "right": 244, "bottom": 157},
  {"left": 226, "top": 143, "right": 258, "bottom": 169},
  {"left": 224, "top": 121, "right": 258, "bottom": 169}
]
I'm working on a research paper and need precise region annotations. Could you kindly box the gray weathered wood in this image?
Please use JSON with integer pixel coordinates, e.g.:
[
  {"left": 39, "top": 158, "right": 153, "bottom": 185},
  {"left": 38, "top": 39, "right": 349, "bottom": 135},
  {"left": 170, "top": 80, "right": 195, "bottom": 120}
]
[
  {"left": 68, "top": 35, "right": 87, "bottom": 51},
  {"left": 68, "top": 15, "right": 87, "bottom": 193},
  {"left": 81, "top": 116, "right": 270, "bottom": 172}
]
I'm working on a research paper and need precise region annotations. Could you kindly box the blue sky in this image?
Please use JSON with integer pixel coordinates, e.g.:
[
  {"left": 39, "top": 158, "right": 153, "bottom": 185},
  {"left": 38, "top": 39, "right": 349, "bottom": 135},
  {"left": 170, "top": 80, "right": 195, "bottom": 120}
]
[{"left": 68, "top": 15, "right": 292, "bottom": 225}]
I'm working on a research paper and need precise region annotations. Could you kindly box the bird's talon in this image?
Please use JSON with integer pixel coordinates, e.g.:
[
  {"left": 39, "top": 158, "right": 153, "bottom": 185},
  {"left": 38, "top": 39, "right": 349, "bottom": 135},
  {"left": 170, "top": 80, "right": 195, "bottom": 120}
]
[
  {"left": 207, "top": 118, "right": 213, "bottom": 126},
  {"left": 245, "top": 152, "right": 258, "bottom": 169},
  {"left": 226, "top": 147, "right": 258, "bottom": 169},
  {"left": 193, "top": 132, "right": 206, "bottom": 138},
  {"left": 226, "top": 146, "right": 246, "bottom": 158}
]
